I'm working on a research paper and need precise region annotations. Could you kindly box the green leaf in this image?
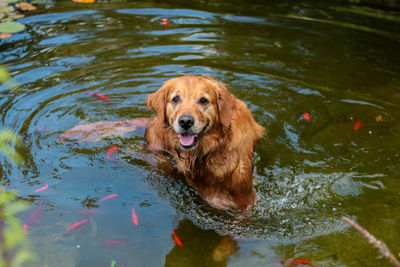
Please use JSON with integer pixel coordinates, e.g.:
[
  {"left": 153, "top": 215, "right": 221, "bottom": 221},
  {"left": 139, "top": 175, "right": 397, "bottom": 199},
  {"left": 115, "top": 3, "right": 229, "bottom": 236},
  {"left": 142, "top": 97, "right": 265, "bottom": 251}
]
[
  {"left": 0, "top": 21, "right": 25, "bottom": 34},
  {"left": 0, "top": 6, "right": 15, "bottom": 13},
  {"left": 0, "top": 129, "right": 21, "bottom": 145},
  {"left": 12, "top": 249, "right": 35, "bottom": 267},
  {"left": 0, "top": 187, "right": 35, "bottom": 266},
  {"left": 0, "top": 130, "right": 23, "bottom": 165},
  {"left": 8, "top": 14, "right": 25, "bottom": 20},
  {"left": 5, "top": 216, "right": 25, "bottom": 249},
  {"left": 0, "top": 190, "right": 16, "bottom": 205},
  {"left": 0, "top": 145, "right": 23, "bottom": 165},
  {"left": 110, "top": 260, "right": 116, "bottom": 267},
  {"left": 0, "top": 66, "right": 11, "bottom": 83},
  {"left": 5, "top": 0, "right": 18, "bottom": 3},
  {"left": 5, "top": 201, "right": 28, "bottom": 216},
  {"left": 0, "top": 66, "right": 20, "bottom": 91}
]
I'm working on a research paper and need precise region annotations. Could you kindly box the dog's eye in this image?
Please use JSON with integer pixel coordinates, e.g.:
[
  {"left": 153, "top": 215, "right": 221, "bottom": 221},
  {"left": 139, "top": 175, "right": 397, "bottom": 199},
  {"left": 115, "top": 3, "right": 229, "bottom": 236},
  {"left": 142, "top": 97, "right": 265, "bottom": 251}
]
[
  {"left": 171, "top": 95, "right": 180, "bottom": 104},
  {"left": 199, "top": 97, "right": 209, "bottom": 105}
]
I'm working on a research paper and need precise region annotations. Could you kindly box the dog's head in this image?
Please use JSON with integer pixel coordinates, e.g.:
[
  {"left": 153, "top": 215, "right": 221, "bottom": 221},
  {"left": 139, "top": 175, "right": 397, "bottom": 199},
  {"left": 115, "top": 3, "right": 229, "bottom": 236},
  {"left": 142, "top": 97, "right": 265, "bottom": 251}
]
[{"left": 147, "top": 76, "right": 236, "bottom": 150}]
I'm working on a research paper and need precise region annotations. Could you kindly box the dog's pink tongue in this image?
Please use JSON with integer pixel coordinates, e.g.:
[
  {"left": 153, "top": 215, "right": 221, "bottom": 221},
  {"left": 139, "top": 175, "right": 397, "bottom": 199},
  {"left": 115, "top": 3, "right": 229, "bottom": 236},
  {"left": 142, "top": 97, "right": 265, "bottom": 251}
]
[{"left": 179, "top": 134, "right": 195, "bottom": 146}]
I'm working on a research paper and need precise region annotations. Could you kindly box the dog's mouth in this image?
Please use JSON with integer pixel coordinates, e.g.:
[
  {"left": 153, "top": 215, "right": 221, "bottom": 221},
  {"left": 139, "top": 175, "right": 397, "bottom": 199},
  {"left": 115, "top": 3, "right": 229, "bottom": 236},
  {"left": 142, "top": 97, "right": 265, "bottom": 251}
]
[
  {"left": 178, "top": 133, "right": 198, "bottom": 149},
  {"left": 178, "top": 122, "right": 209, "bottom": 150}
]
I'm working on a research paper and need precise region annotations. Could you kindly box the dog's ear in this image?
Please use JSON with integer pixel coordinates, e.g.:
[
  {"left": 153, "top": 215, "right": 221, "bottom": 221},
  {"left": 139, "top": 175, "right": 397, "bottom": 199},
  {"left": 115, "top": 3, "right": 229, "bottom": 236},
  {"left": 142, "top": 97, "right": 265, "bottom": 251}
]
[
  {"left": 147, "top": 82, "right": 170, "bottom": 124},
  {"left": 215, "top": 81, "right": 236, "bottom": 128}
]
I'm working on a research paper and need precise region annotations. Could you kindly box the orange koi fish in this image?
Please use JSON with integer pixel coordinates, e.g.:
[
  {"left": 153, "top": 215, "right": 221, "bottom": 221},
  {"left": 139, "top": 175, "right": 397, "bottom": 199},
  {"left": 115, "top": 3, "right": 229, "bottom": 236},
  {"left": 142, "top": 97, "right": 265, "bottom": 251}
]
[
  {"left": 106, "top": 146, "right": 119, "bottom": 160},
  {"left": 100, "top": 193, "right": 119, "bottom": 202},
  {"left": 172, "top": 230, "right": 183, "bottom": 247},
  {"left": 23, "top": 201, "right": 42, "bottom": 234},
  {"left": 353, "top": 120, "right": 363, "bottom": 130},
  {"left": 66, "top": 218, "right": 89, "bottom": 232},
  {"left": 280, "top": 259, "right": 312, "bottom": 265},
  {"left": 303, "top": 112, "right": 311, "bottom": 121},
  {"left": 88, "top": 92, "right": 110, "bottom": 101},
  {"left": 131, "top": 207, "right": 139, "bottom": 226},
  {"left": 34, "top": 183, "right": 48, "bottom": 192}
]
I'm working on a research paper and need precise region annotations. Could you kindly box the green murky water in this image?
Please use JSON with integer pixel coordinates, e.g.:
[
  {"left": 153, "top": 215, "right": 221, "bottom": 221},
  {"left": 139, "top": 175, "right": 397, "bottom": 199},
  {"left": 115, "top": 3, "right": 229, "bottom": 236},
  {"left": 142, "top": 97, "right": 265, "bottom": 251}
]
[{"left": 1, "top": 0, "right": 400, "bottom": 266}]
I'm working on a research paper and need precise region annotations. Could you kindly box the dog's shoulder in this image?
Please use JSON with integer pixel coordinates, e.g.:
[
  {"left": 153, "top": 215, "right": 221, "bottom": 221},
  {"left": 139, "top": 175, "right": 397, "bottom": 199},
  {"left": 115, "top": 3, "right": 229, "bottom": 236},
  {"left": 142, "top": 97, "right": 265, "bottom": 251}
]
[{"left": 231, "top": 98, "right": 264, "bottom": 147}]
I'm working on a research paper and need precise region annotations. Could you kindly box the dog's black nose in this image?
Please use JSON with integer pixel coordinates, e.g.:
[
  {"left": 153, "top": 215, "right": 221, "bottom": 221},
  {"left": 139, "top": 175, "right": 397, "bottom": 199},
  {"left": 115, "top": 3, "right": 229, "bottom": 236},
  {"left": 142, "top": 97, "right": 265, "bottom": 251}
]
[{"left": 178, "top": 115, "right": 194, "bottom": 130}]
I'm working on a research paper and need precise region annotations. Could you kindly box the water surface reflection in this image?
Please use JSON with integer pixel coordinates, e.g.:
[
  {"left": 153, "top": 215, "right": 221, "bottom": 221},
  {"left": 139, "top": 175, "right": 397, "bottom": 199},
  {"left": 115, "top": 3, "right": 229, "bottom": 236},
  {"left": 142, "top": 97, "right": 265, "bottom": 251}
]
[{"left": 1, "top": 0, "right": 399, "bottom": 266}]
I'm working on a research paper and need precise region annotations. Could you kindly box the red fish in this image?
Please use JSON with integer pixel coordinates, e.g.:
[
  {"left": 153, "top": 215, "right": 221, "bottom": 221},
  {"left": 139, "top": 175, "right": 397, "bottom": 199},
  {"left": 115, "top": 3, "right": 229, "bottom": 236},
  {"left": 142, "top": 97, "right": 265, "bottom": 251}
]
[
  {"left": 102, "top": 240, "right": 127, "bottom": 246},
  {"left": 34, "top": 183, "right": 48, "bottom": 192},
  {"left": 23, "top": 223, "right": 29, "bottom": 234},
  {"left": 303, "top": 112, "right": 311, "bottom": 121},
  {"left": 88, "top": 92, "right": 110, "bottom": 101},
  {"left": 280, "top": 259, "right": 312, "bottom": 265},
  {"left": 131, "top": 207, "right": 139, "bottom": 226},
  {"left": 23, "top": 201, "right": 42, "bottom": 234},
  {"left": 66, "top": 218, "right": 89, "bottom": 232},
  {"left": 353, "top": 120, "right": 363, "bottom": 130},
  {"left": 106, "top": 146, "right": 119, "bottom": 160},
  {"left": 172, "top": 230, "right": 183, "bottom": 247},
  {"left": 100, "top": 193, "right": 119, "bottom": 202},
  {"left": 163, "top": 18, "right": 168, "bottom": 28}
]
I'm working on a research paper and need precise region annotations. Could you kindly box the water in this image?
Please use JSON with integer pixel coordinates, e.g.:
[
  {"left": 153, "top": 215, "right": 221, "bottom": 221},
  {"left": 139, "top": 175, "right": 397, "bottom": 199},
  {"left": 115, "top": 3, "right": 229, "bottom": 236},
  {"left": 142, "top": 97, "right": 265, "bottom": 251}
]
[{"left": 1, "top": 0, "right": 400, "bottom": 266}]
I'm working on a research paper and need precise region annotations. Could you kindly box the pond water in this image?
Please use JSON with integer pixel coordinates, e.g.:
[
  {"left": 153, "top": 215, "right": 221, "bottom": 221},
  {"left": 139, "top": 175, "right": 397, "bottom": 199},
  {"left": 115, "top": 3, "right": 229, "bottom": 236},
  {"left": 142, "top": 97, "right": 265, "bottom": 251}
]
[{"left": 1, "top": 0, "right": 400, "bottom": 266}]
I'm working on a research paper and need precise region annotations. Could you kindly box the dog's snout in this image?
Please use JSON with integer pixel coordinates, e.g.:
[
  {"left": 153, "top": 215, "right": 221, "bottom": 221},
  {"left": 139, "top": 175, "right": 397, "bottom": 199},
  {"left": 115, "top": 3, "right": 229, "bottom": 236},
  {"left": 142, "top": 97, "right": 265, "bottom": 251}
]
[{"left": 178, "top": 115, "right": 194, "bottom": 130}]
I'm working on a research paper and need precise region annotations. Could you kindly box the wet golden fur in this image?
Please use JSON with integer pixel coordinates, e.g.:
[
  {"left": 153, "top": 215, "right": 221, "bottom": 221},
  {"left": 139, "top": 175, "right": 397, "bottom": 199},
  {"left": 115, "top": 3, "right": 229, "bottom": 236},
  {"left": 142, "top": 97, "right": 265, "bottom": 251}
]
[
  {"left": 145, "top": 76, "right": 264, "bottom": 210},
  {"left": 59, "top": 75, "right": 264, "bottom": 210}
]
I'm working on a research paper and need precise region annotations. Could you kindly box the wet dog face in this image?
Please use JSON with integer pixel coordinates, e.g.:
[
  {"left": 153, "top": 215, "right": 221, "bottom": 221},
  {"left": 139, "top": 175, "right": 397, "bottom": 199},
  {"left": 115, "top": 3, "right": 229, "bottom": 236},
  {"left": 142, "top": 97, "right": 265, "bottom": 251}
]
[
  {"left": 165, "top": 77, "right": 217, "bottom": 150},
  {"left": 147, "top": 75, "right": 236, "bottom": 151},
  {"left": 147, "top": 76, "right": 229, "bottom": 150}
]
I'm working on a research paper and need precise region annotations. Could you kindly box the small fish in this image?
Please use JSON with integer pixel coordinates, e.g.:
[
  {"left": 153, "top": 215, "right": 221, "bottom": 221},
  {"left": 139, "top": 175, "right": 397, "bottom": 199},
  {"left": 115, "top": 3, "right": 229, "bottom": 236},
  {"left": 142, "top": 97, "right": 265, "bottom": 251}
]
[
  {"left": 172, "top": 230, "right": 183, "bottom": 247},
  {"left": 15, "top": 2, "right": 37, "bottom": 11},
  {"left": 131, "top": 207, "right": 139, "bottom": 226},
  {"left": 106, "top": 146, "right": 119, "bottom": 160},
  {"left": 66, "top": 218, "right": 89, "bottom": 232},
  {"left": 34, "top": 184, "right": 49, "bottom": 192},
  {"left": 163, "top": 18, "right": 168, "bottom": 28},
  {"left": 23, "top": 223, "right": 29, "bottom": 234},
  {"left": 24, "top": 201, "right": 43, "bottom": 234},
  {"left": 103, "top": 240, "right": 127, "bottom": 246},
  {"left": 0, "top": 33, "right": 12, "bottom": 40},
  {"left": 88, "top": 92, "right": 110, "bottom": 101},
  {"left": 27, "top": 202, "right": 42, "bottom": 223},
  {"left": 303, "top": 112, "right": 311, "bottom": 121},
  {"left": 100, "top": 193, "right": 119, "bottom": 202},
  {"left": 353, "top": 120, "right": 363, "bottom": 130},
  {"left": 280, "top": 259, "right": 313, "bottom": 265},
  {"left": 73, "top": 0, "right": 95, "bottom": 3}
]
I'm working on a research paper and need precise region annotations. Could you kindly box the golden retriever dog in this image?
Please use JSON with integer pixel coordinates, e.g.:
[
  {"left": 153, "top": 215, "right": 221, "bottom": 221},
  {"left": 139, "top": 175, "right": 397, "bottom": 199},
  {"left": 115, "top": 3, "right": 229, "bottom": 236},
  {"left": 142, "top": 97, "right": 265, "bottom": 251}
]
[{"left": 60, "top": 76, "right": 264, "bottom": 210}]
